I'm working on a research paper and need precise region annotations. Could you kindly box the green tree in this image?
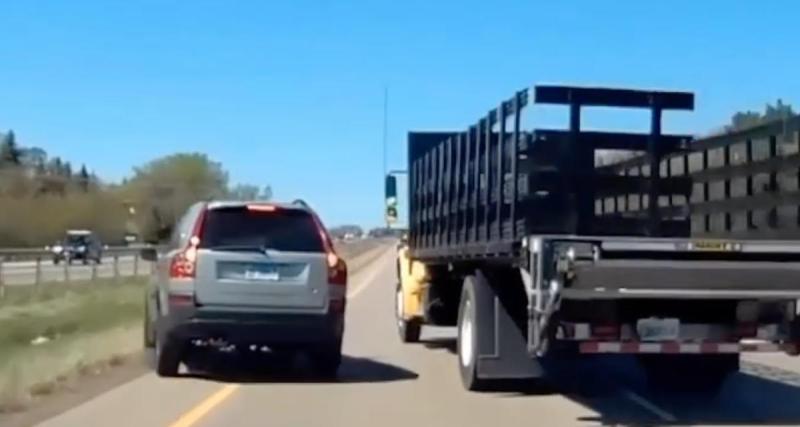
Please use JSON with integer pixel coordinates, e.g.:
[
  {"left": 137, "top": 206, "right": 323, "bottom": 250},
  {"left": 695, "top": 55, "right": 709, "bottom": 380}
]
[
  {"left": 35, "top": 157, "right": 46, "bottom": 176},
  {"left": 227, "top": 184, "right": 260, "bottom": 201},
  {"left": 20, "top": 146, "right": 47, "bottom": 169},
  {"left": 728, "top": 100, "right": 796, "bottom": 131},
  {"left": 0, "top": 130, "right": 21, "bottom": 166},
  {"left": 124, "top": 153, "right": 230, "bottom": 241},
  {"left": 48, "top": 157, "right": 63, "bottom": 176},
  {"left": 260, "top": 185, "right": 273, "bottom": 201},
  {"left": 77, "top": 164, "right": 91, "bottom": 192}
]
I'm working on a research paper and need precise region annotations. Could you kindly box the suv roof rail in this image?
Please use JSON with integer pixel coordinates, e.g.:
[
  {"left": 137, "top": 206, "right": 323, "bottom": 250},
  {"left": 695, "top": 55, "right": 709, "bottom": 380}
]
[{"left": 292, "top": 199, "right": 310, "bottom": 208}]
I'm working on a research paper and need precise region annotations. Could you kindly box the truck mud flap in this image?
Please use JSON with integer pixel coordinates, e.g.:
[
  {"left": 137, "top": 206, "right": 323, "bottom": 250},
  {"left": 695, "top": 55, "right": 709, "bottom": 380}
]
[{"left": 472, "top": 270, "right": 545, "bottom": 380}]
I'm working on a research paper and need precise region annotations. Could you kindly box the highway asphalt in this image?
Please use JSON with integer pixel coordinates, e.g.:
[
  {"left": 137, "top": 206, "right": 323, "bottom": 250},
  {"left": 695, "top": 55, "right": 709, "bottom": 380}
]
[{"left": 28, "top": 246, "right": 800, "bottom": 427}]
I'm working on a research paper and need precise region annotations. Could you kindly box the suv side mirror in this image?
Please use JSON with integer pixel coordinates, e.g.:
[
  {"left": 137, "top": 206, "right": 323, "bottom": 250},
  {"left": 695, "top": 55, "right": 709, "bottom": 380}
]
[{"left": 140, "top": 247, "right": 158, "bottom": 262}]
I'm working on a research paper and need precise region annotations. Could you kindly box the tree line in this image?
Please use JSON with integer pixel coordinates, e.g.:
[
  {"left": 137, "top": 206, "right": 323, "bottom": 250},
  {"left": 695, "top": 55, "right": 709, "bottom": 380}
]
[{"left": 0, "top": 130, "right": 272, "bottom": 247}]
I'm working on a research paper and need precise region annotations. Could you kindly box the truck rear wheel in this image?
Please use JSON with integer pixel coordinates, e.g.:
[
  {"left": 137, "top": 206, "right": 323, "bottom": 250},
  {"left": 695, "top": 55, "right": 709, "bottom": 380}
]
[
  {"left": 457, "top": 275, "right": 486, "bottom": 390},
  {"left": 458, "top": 271, "right": 546, "bottom": 392},
  {"left": 396, "top": 282, "right": 421, "bottom": 343}
]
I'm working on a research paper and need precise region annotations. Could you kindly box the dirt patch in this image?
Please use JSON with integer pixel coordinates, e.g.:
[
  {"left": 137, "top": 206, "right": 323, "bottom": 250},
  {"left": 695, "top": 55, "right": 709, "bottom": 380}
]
[{"left": 0, "top": 354, "right": 148, "bottom": 427}]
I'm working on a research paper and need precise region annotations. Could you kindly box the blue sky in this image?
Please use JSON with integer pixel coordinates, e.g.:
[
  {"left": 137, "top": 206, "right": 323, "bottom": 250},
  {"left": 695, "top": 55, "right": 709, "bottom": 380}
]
[{"left": 1, "top": 1, "right": 798, "bottom": 228}]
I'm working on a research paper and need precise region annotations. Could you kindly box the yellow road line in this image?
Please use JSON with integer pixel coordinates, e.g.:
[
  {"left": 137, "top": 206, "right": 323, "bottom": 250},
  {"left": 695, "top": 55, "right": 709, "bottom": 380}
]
[{"left": 167, "top": 384, "right": 240, "bottom": 427}]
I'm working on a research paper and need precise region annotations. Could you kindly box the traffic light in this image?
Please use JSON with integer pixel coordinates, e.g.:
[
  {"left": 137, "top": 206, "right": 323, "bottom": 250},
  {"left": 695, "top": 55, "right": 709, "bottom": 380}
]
[
  {"left": 385, "top": 174, "right": 398, "bottom": 225},
  {"left": 385, "top": 175, "right": 397, "bottom": 200},
  {"left": 386, "top": 205, "right": 398, "bottom": 224}
]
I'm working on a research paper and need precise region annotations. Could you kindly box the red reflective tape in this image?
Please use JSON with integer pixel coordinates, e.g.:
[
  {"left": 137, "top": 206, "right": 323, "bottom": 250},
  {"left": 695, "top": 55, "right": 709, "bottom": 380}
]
[
  {"left": 620, "top": 342, "right": 639, "bottom": 353},
  {"left": 740, "top": 342, "right": 758, "bottom": 352},
  {"left": 580, "top": 342, "right": 600, "bottom": 353},
  {"left": 662, "top": 342, "right": 681, "bottom": 353},
  {"left": 700, "top": 342, "right": 718, "bottom": 353}
]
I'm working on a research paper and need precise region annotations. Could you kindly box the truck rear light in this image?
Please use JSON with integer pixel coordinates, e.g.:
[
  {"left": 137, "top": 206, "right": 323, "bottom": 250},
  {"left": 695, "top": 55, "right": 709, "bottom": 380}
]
[
  {"left": 169, "top": 206, "right": 207, "bottom": 279},
  {"left": 591, "top": 324, "right": 620, "bottom": 340}
]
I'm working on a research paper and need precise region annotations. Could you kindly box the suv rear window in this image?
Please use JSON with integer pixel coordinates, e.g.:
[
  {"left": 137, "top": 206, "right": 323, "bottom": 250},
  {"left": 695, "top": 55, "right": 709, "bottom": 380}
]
[{"left": 199, "top": 207, "right": 325, "bottom": 253}]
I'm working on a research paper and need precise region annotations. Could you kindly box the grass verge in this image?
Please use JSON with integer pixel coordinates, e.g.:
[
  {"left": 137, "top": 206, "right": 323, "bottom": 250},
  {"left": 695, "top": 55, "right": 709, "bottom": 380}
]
[{"left": 0, "top": 278, "right": 146, "bottom": 412}]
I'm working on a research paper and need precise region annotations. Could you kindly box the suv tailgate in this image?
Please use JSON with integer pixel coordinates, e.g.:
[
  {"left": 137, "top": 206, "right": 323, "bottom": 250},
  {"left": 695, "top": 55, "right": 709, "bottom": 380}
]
[{"left": 193, "top": 205, "right": 330, "bottom": 311}]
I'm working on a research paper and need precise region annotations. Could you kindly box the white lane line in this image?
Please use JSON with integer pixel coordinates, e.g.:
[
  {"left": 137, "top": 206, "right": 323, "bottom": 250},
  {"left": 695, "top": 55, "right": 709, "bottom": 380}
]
[
  {"left": 347, "top": 247, "right": 392, "bottom": 300},
  {"left": 622, "top": 390, "right": 677, "bottom": 423}
]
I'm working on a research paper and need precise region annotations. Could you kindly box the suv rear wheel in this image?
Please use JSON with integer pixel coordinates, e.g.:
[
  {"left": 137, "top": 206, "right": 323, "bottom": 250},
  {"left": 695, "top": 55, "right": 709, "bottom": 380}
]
[
  {"left": 308, "top": 342, "right": 342, "bottom": 378},
  {"left": 153, "top": 335, "right": 182, "bottom": 377}
]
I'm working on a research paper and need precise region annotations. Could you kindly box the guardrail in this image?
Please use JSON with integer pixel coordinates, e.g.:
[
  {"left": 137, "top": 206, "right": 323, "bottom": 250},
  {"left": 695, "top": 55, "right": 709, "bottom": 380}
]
[
  {"left": 0, "top": 246, "right": 154, "bottom": 298},
  {"left": 0, "top": 239, "right": 390, "bottom": 298}
]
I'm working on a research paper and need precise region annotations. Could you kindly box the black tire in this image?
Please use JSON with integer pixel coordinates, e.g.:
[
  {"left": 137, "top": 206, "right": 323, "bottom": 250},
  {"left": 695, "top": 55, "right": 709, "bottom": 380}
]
[
  {"left": 395, "top": 282, "right": 422, "bottom": 343},
  {"left": 457, "top": 275, "right": 489, "bottom": 391},
  {"left": 640, "top": 354, "right": 738, "bottom": 394},
  {"left": 82, "top": 258, "right": 89, "bottom": 265},
  {"left": 153, "top": 336, "right": 182, "bottom": 377},
  {"left": 308, "top": 343, "right": 342, "bottom": 379},
  {"left": 143, "top": 297, "right": 155, "bottom": 349},
  {"left": 53, "top": 258, "right": 60, "bottom": 265}
]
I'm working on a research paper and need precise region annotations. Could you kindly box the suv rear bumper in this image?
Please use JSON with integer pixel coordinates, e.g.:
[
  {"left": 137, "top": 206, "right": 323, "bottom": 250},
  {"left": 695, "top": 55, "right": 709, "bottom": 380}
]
[{"left": 158, "top": 306, "right": 344, "bottom": 346}]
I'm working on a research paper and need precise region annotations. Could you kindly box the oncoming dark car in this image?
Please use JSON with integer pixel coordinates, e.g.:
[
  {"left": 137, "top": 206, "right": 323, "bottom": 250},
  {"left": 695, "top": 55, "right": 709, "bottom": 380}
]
[
  {"left": 52, "top": 230, "right": 104, "bottom": 265},
  {"left": 141, "top": 200, "right": 348, "bottom": 378}
]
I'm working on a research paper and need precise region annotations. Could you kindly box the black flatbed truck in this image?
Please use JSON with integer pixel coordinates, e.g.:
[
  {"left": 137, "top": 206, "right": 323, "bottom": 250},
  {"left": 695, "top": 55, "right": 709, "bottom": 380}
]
[{"left": 389, "top": 84, "right": 800, "bottom": 392}]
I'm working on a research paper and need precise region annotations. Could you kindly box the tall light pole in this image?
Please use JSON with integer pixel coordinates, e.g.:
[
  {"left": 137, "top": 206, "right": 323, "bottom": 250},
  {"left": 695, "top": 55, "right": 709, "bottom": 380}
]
[
  {"left": 383, "top": 86, "right": 389, "bottom": 227},
  {"left": 382, "top": 86, "right": 388, "bottom": 178}
]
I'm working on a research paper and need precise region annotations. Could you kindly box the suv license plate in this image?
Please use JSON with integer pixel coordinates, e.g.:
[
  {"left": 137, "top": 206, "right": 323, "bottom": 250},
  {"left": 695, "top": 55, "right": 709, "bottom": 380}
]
[
  {"left": 636, "top": 318, "right": 680, "bottom": 341},
  {"left": 244, "top": 270, "right": 279, "bottom": 281}
]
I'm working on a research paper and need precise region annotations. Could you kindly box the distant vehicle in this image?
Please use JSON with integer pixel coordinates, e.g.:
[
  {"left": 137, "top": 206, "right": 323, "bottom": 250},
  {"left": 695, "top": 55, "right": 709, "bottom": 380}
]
[
  {"left": 52, "top": 230, "right": 103, "bottom": 265},
  {"left": 141, "top": 200, "right": 348, "bottom": 378}
]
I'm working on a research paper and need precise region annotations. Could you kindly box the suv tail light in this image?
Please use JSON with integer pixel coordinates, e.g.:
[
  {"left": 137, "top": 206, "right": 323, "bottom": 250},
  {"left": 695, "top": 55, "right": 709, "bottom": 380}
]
[
  {"left": 327, "top": 252, "right": 347, "bottom": 286},
  {"left": 169, "top": 206, "right": 208, "bottom": 279}
]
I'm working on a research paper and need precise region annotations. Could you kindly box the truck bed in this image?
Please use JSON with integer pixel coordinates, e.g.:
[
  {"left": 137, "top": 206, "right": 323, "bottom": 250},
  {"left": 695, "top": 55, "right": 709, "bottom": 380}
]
[{"left": 407, "top": 85, "right": 695, "bottom": 263}]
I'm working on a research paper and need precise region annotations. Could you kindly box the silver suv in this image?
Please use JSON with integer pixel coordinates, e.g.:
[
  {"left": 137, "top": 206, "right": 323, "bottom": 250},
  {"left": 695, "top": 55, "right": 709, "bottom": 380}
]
[{"left": 141, "top": 200, "right": 348, "bottom": 378}]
